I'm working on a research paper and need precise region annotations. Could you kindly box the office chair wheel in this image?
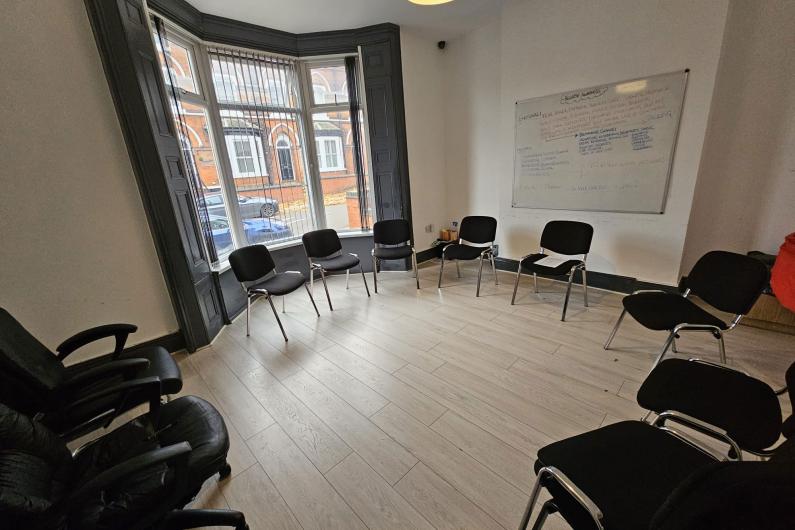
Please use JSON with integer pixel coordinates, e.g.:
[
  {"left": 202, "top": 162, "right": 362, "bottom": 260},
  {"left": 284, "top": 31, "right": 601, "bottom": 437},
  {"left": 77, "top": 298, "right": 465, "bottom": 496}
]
[{"left": 219, "top": 462, "right": 232, "bottom": 480}]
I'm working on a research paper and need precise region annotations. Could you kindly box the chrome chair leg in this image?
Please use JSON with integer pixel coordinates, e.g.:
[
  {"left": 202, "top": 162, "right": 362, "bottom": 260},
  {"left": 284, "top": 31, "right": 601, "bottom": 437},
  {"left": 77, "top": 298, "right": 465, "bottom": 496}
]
[
  {"left": 246, "top": 294, "right": 252, "bottom": 336},
  {"left": 519, "top": 472, "right": 546, "bottom": 530},
  {"left": 372, "top": 256, "right": 378, "bottom": 294},
  {"left": 310, "top": 267, "right": 314, "bottom": 294},
  {"left": 652, "top": 331, "right": 677, "bottom": 370},
  {"left": 455, "top": 260, "right": 461, "bottom": 278},
  {"left": 360, "top": 264, "right": 371, "bottom": 296},
  {"left": 438, "top": 257, "right": 445, "bottom": 288},
  {"left": 490, "top": 253, "right": 498, "bottom": 285},
  {"left": 412, "top": 250, "right": 420, "bottom": 289},
  {"left": 282, "top": 296, "right": 286, "bottom": 313},
  {"left": 672, "top": 336, "right": 678, "bottom": 353},
  {"left": 717, "top": 332, "right": 726, "bottom": 364},
  {"left": 582, "top": 267, "right": 589, "bottom": 307},
  {"left": 604, "top": 308, "right": 627, "bottom": 349},
  {"left": 304, "top": 283, "right": 320, "bottom": 317},
  {"left": 533, "top": 272, "right": 538, "bottom": 293},
  {"left": 476, "top": 255, "right": 485, "bottom": 297},
  {"left": 266, "top": 295, "right": 288, "bottom": 342},
  {"left": 346, "top": 269, "right": 350, "bottom": 289},
  {"left": 531, "top": 501, "right": 558, "bottom": 530},
  {"left": 511, "top": 266, "right": 522, "bottom": 305},
  {"left": 561, "top": 269, "right": 575, "bottom": 321},
  {"left": 319, "top": 268, "right": 333, "bottom": 311}
]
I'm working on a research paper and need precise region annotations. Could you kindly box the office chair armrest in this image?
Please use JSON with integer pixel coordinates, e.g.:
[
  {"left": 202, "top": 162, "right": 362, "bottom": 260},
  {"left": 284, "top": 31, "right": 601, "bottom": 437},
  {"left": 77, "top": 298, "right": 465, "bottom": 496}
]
[
  {"left": 538, "top": 466, "right": 604, "bottom": 529},
  {"left": 56, "top": 323, "right": 138, "bottom": 360},
  {"left": 162, "top": 509, "right": 248, "bottom": 530},
  {"left": 687, "top": 358, "right": 748, "bottom": 375},
  {"left": 64, "top": 376, "right": 162, "bottom": 429},
  {"left": 67, "top": 441, "right": 192, "bottom": 506},
  {"left": 64, "top": 357, "right": 151, "bottom": 389},
  {"left": 654, "top": 410, "right": 742, "bottom": 460}
]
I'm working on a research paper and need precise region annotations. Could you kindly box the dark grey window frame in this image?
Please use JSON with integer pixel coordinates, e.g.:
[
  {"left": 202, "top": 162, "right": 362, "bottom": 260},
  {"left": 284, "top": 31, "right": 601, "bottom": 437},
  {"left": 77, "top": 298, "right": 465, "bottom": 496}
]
[{"left": 84, "top": 0, "right": 412, "bottom": 351}]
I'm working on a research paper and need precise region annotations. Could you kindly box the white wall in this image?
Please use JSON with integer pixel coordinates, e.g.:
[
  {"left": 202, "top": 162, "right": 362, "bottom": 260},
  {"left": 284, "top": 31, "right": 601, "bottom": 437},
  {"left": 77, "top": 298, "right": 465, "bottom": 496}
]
[
  {"left": 443, "top": 0, "right": 731, "bottom": 285},
  {"left": 0, "top": 0, "right": 178, "bottom": 362},
  {"left": 681, "top": 0, "right": 795, "bottom": 271},
  {"left": 400, "top": 29, "right": 449, "bottom": 250}
]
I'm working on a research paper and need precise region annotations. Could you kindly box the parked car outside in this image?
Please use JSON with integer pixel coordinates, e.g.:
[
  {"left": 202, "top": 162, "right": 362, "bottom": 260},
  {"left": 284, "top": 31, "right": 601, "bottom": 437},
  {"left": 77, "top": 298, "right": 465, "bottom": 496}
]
[
  {"left": 204, "top": 191, "right": 279, "bottom": 219},
  {"left": 209, "top": 215, "right": 292, "bottom": 256}
]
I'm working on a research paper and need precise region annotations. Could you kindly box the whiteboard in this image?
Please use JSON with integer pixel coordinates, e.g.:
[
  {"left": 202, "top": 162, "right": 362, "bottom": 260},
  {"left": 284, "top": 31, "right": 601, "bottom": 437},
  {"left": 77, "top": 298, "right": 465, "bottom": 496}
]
[{"left": 512, "top": 70, "right": 687, "bottom": 213}]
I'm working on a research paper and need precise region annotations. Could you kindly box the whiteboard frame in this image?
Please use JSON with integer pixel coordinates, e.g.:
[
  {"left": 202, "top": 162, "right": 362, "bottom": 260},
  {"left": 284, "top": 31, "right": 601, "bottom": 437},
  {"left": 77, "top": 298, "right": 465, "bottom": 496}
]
[{"left": 511, "top": 69, "right": 689, "bottom": 214}]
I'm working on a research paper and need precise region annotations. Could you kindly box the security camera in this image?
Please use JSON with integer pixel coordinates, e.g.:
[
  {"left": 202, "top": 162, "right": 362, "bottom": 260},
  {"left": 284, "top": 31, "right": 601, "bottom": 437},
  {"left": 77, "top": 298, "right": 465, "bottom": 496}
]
[{"left": 437, "top": 41, "right": 446, "bottom": 50}]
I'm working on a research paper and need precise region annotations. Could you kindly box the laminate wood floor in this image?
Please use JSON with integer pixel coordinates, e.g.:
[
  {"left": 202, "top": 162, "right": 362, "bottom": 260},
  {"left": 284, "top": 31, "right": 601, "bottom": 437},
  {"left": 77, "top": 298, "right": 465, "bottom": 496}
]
[{"left": 120, "top": 263, "right": 795, "bottom": 529}]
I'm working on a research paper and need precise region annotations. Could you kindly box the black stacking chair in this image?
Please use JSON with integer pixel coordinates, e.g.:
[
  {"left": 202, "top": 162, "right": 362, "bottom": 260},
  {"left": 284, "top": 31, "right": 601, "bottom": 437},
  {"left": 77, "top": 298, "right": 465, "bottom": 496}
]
[
  {"left": 372, "top": 219, "right": 419, "bottom": 293},
  {"left": 229, "top": 244, "right": 319, "bottom": 341},
  {"left": 0, "top": 308, "right": 182, "bottom": 440},
  {"left": 637, "top": 358, "right": 787, "bottom": 458},
  {"left": 519, "top": 360, "right": 795, "bottom": 530},
  {"left": 302, "top": 228, "right": 370, "bottom": 310},
  {"left": 604, "top": 250, "right": 770, "bottom": 368},
  {"left": 511, "top": 220, "right": 594, "bottom": 321},
  {"left": 0, "top": 396, "right": 249, "bottom": 530},
  {"left": 437, "top": 216, "right": 498, "bottom": 296}
]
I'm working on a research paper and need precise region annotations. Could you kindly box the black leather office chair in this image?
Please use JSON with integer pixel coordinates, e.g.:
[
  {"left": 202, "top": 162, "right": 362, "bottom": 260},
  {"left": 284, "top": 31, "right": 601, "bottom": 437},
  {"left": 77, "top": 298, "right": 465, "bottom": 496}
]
[
  {"left": 519, "top": 360, "right": 795, "bottom": 530},
  {"left": 302, "top": 228, "right": 370, "bottom": 310},
  {"left": 229, "top": 244, "right": 320, "bottom": 341},
  {"left": 0, "top": 308, "right": 182, "bottom": 440},
  {"left": 438, "top": 216, "right": 498, "bottom": 296},
  {"left": 604, "top": 250, "right": 769, "bottom": 368},
  {"left": 511, "top": 220, "right": 594, "bottom": 321},
  {"left": 371, "top": 219, "right": 419, "bottom": 293},
  {"left": 0, "top": 396, "right": 247, "bottom": 529}
]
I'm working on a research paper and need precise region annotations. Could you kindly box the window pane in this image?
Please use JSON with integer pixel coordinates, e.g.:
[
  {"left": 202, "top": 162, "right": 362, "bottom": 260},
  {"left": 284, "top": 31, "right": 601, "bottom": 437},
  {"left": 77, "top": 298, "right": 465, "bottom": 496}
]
[
  {"left": 310, "top": 64, "right": 349, "bottom": 105},
  {"left": 209, "top": 48, "right": 315, "bottom": 245},
  {"left": 175, "top": 101, "right": 235, "bottom": 258},
  {"left": 154, "top": 35, "right": 199, "bottom": 95},
  {"left": 311, "top": 110, "right": 369, "bottom": 232}
]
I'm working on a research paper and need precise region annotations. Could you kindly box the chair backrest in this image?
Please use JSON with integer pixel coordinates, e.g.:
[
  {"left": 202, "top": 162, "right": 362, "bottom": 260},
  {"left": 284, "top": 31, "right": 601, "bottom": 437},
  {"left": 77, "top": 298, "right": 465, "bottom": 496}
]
[
  {"left": 686, "top": 250, "right": 770, "bottom": 315},
  {"left": 650, "top": 438, "right": 795, "bottom": 530},
  {"left": 0, "top": 309, "right": 65, "bottom": 414},
  {"left": 459, "top": 216, "right": 497, "bottom": 245},
  {"left": 0, "top": 402, "right": 73, "bottom": 527},
  {"left": 302, "top": 229, "right": 342, "bottom": 258},
  {"left": 540, "top": 221, "right": 594, "bottom": 256},
  {"left": 637, "top": 358, "right": 783, "bottom": 452},
  {"left": 373, "top": 219, "right": 411, "bottom": 246},
  {"left": 229, "top": 245, "right": 276, "bottom": 283}
]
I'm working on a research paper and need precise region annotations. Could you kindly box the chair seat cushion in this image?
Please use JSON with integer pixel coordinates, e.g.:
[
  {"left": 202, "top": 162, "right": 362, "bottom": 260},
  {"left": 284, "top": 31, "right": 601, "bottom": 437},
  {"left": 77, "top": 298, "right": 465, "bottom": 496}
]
[
  {"left": 314, "top": 254, "right": 360, "bottom": 272},
  {"left": 520, "top": 254, "right": 582, "bottom": 276},
  {"left": 622, "top": 292, "right": 728, "bottom": 331},
  {"left": 76, "top": 396, "right": 229, "bottom": 493},
  {"left": 638, "top": 359, "right": 782, "bottom": 452},
  {"left": 374, "top": 246, "right": 413, "bottom": 260},
  {"left": 535, "top": 421, "right": 714, "bottom": 530},
  {"left": 442, "top": 243, "right": 486, "bottom": 261},
  {"left": 250, "top": 272, "right": 306, "bottom": 296}
]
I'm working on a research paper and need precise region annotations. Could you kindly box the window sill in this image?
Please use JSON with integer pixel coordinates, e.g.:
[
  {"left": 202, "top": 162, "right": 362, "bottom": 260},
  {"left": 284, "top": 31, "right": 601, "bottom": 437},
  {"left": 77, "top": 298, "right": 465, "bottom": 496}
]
[{"left": 210, "top": 229, "right": 373, "bottom": 273}]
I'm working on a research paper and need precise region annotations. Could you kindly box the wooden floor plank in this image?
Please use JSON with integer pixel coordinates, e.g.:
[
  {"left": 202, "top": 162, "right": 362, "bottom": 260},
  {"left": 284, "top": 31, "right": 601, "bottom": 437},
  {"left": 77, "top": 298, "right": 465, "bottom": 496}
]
[
  {"left": 247, "top": 424, "right": 367, "bottom": 530},
  {"left": 326, "top": 453, "right": 435, "bottom": 530},
  {"left": 283, "top": 370, "right": 417, "bottom": 485},
  {"left": 373, "top": 403, "right": 529, "bottom": 530}
]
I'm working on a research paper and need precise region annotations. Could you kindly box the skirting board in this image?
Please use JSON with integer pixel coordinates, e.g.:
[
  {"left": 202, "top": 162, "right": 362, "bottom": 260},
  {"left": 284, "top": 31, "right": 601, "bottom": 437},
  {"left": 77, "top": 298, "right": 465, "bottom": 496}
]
[{"left": 416, "top": 248, "right": 677, "bottom": 295}]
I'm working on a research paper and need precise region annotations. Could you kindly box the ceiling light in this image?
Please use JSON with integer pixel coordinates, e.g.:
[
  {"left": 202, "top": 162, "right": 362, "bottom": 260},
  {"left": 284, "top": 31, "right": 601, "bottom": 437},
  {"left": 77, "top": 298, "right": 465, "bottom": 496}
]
[{"left": 409, "top": 0, "right": 455, "bottom": 5}]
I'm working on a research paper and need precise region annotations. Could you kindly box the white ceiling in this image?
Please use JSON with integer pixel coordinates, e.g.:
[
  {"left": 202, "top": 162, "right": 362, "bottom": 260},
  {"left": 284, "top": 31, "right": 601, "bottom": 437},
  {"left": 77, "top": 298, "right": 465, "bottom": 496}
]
[{"left": 186, "top": 0, "right": 505, "bottom": 40}]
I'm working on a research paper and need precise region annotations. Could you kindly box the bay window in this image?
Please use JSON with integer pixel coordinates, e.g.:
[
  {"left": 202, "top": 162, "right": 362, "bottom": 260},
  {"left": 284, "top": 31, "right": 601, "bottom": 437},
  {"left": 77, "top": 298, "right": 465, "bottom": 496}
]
[{"left": 153, "top": 19, "right": 373, "bottom": 265}]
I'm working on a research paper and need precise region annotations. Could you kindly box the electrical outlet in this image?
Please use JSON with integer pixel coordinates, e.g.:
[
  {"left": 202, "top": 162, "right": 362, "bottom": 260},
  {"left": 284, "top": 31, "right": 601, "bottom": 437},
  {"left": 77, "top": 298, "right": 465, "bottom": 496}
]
[
  {"left": 425, "top": 224, "right": 433, "bottom": 233},
  {"left": 493, "top": 244, "right": 499, "bottom": 257}
]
